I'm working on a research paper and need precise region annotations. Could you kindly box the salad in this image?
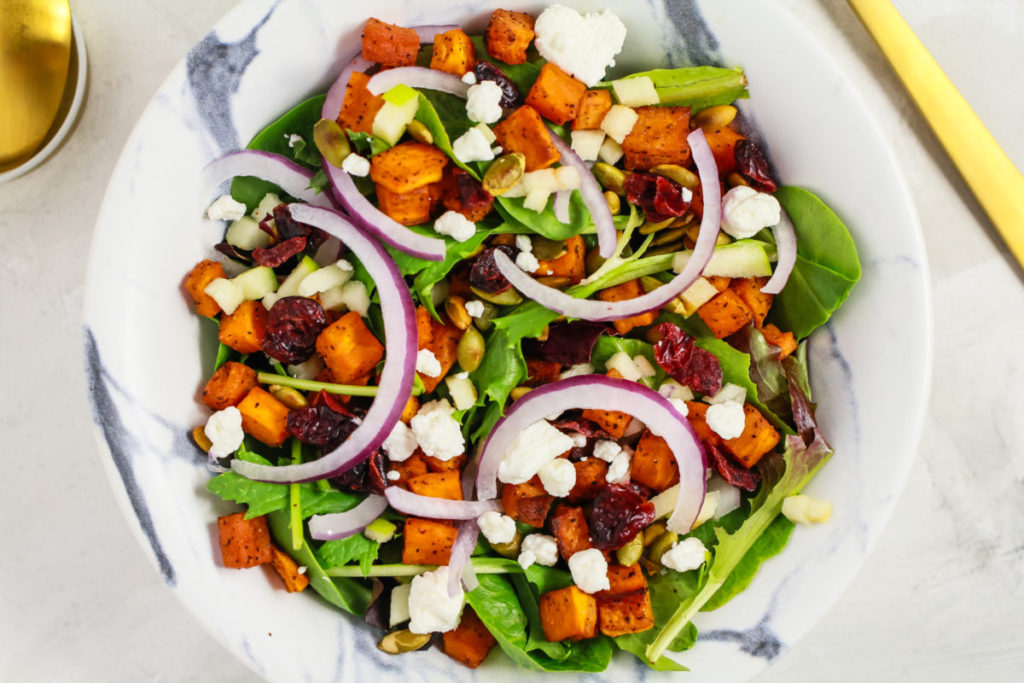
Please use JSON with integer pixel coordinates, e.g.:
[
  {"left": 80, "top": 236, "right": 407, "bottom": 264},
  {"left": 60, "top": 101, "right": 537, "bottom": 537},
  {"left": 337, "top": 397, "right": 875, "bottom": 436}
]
[{"left": 185, "top": 5, "right": 860, "bottom": 673}]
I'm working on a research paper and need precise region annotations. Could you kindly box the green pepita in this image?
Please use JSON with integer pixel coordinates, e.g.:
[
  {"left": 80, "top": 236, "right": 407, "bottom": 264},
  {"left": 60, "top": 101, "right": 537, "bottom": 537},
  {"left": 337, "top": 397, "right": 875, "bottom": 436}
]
[
  {"left": 377, "top": 629, "right": 432, "bottom": 655},
  {"left": 646, "top": 530, "right": 679, "bottom": 564},
  {"left": 604, "top": 190, "right": 621, "bottom": 215},
  {"left": 269, "top": 385, "right": 308, "bottom": 409},
  {"left": 406, "top": 119, "right": 433, "bottom": 145},
  {"left": 313, "top": 118, "right": 351, "bottom": 168},
  {"left": 482, "top": 153, "right": 526, "bottom": 196},
  {"left": 615, "top": 533, "right": 645, "bottom": 567},
  {"left": 639, "top": 216, "right": 677, "bottom": 235},
  {"left": 650, "top": 164, "right": 699, "bottom": 189},
  {"left": 470, "top": 285, "right": 522, "bottom": 306},
  {"left": 652, "top": 226, "right": 688, "bottom": 247},
  {"left": 593, "top": 162, "right": 628, "bottom": 195},
  {"left": 456, "top": 326, "right": 485, "bottom": 373}
]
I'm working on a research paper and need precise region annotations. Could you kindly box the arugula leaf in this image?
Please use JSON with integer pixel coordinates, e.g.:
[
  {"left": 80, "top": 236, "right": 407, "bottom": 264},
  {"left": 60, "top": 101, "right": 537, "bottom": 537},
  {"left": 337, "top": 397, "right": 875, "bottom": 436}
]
[
  {"left": 607, "top": 66, "right": 748, "bottom": 111},
  {"left": 410, "top": 228, "right": 495, "bottom": 319},
  {"left": 316, "top": 534, "right": 381, "bottom": 577},
  {"left": 470, "top": 326, "right": 528, "bottom": 408},
  {"left": 701, "top": 515, "right": 794, "bottom": 611}
]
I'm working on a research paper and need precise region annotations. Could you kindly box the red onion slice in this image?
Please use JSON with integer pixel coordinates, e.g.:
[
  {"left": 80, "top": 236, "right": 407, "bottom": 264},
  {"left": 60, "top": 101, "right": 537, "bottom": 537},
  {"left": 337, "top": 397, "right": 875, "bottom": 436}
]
[
  {"left": 231, "top": 205, "right": 416, "bottom": 482},
  {"left": 760, "top": 209, "right": 797, "bottom": 295},
  {"left": 308, "top": 494, "right": 388, "bottom": 541},
  {"left": 324, "top": 162, "right": 446, "bottom": 261},
  {"left": 322, "top": 53, "right": 373, "bottom": 121},
  {"left": 475, "top": 375, "right": 706, "bottom": 532},
  {"left": 203, "top": 150, "right": 337, "bottom": 209},
  {"left": 447, "top": 520, "right": 479, "bottom": 597},
  {"left": 547, "top": 133, "right": 616, "bottom": 257},
  {"left": 365, "top": 66, "right": 469, "bottom": 98},
  {"left": 384, "top": 486, "right": 500, "bottom": 520},
  {"left": 552, "top": 189, "right": 572, "bottom": 224}
]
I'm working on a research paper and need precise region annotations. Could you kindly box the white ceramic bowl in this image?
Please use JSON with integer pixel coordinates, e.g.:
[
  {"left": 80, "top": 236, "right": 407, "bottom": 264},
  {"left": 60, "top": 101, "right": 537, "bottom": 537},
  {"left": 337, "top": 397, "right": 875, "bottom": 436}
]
[{"left": 84, "top": 1, "right": 932, "bottom": 680}]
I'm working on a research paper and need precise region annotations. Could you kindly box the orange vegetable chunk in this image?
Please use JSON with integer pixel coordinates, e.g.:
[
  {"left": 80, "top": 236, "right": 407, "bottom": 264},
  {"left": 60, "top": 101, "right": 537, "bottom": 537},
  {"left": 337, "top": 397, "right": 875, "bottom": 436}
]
[
  {"left": 493, "top": 105, "right": 561, "bottom": 171},
  {"left": 526, "top": 62, "right": 587, "bottom": 125},
  {"left": 237, "top": 387, "right": 290, "bottom": 447},
  {"left": 731, "top": 276, "right": 773, "bottom": 327},
  {"left": 535, "top": 235, "right": 586, "bottom": 283},
  {"left": 539, "top": 585, "right": 598, "bottom": 642},
  {"left": 217, "top": 512, "right": 273, "bottom": 568},
  {"left": 684, "top": 401, "right": 720, "bottom": 445},
  {"left": 202, "top": 361, "right": 258, "bottom": 411},
  {"left": 270, "top": 545, "right": 310, "bottom": 592},
  {"left": 501, "top": 477, "right": 554, "bottom": 528},
  {"left": 336, "top": 71, "right": 384, "bottom": 134},
  {"left": 402, "top": 518, "right": 458, "bottom": 565},
  {"left": 550, "top": 505, "right": 594, "bottom": 561},
  {"left": 622, "top": 106, "right": 692, "bottom": 171},
  {"left": 362, "top": 18, "right": 420, "bottom": 67},
  {"left": 597, "top": 591, "right": 654, "bottom": 637},
  {"left": 631, "top": 430, "right": 681, "bottom": 492},
  {"left": 567, "top": 458, "right": 608, "bottom": 503},
  {"left": 597, "top": 279, "right": 657, "bottom": 335},
  {"left": 485, "top": 9, "right": 535, "bottom": 65},
  {"left": 702, "top": 125, "right": 745, "bottom": 175},
  {"left": 370, "top": 142, "right": 450, "bottom": 194},
  {"left": 696, "top": 288, "right": 754, "bottom": 339},
  {"left": 389, "top": 452, "right": 429, "bottom": 489},
  {"left": 316, "top": 310, "right": 384, "bottom": 384},
  {"left": 218, "top": 300, "right": 268, "bottom": 354},
  {"left": 760, "top": 323, "right": 797, "bottom": 360},
  {"left": 723, "top": 404, "right": 780, "bottom": 468},
  {"left": 430, "top": 28, "right": 476, "bottom": 75},
  {"left": 407, "top": 471, "right": 464, "bottom": 501},
  {"left": 184, "top": 259, "right": 226, "bottom": 318},
  {"left": 375, "top": 184, "right": 434, "bottom": 226},
  {"left": 414, "top": 305, "right": 463, "bottom": 393},
  {"left": 443, "top": 607, "right": 496, "bottom": 668},
  {"left": 573, "top": 90, "right": 613, "bottom": 130},
  {"left": 599, "top": 564, "right": 649, "bottom": 597}
]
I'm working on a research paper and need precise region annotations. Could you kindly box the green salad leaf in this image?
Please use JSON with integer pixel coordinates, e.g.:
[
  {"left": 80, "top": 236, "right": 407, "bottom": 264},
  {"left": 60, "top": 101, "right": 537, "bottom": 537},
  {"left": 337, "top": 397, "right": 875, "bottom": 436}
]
[
  {"left": 589, "top": 336, "right": 667, "bottom": 388},
  {"left": 607, "top": 66, "right": 748, "bottom": 111},
  {"left": 316, "top": 534, "right": 381, "bottom": 577}
]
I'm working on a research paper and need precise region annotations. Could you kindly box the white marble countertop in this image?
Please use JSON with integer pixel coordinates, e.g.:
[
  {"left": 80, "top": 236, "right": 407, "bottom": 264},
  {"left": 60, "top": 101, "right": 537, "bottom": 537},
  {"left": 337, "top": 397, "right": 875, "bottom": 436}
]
[{"left": 2, "top": 0, "right": 1022, "bottom": 680}]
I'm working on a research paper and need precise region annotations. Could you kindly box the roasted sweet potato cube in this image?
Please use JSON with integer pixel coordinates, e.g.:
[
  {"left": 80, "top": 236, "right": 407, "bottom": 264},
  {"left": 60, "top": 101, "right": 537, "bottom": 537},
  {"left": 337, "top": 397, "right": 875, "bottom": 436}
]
[
  {"left": 685, "top": 401, "right": 720, "bottom": 446},
  {"left": 423, "top": 452, "right": 466, "bottom": 473},
  {"left": 402, "top": 518, "right": 458, "bottom": 565},
  {"left": 501, "top": 477, "right": 554, "bottom": 528},
  {"left": 573, "top": 90, "right": 613, "bottom": 130},
  {"left": 443, "top": 607, "right": 496, "bottom": 668},
  {"left": 539, "top": 585, "right": 598, "bottom": 642},
  {"left": 217, "top": 512, "right": 273, "bottom": 568},
  {"left": 697, "top": 288, "right": 754, "bottom": 339},
  {"left": 375, "top": 183, "right": 434, "bottom": 226},
  {"left": 389, "top": 452, "right": 429, "bottom": 489},
  {"left": 336, "top": 71, "right": 384, "bottom": 133},
  {"left": 371, "top": 142, "right": 450, "bottom": 194},
  {"left": 731, "top": 277, "right": 773, "bottom": 327},
  {"left": 184, "top": 259, "right": 226, "bottom": 318},
  {"left": 581, "top": 407, "right": 632, "bottom": 439},
  {"left": 316, "top": 311, "right": 385, "bottom": 384},
  {"left": 485, "top": 9, "right": 535, "bottom": 65},
  {"left": 202, "top": 361, "right": 258, "bottom": 411},
  {"left": 598, "top": 564, "right": 649, "bottom": 599},
  {"left": 568, "top": 458, "right": 608, "bottom": 503},
  {"left": 597, "top": 591, "right": 654, "bottom": 637},
  {"left": 237, "top": 387, "right": 290, "bottom": 447},
  {"left": 703, "top": 125, "right": 745, "bottom": 175},
  {"left": 705, "top": 275, "right": 732, "bottom": 292},
  {"left": 218, "top": 300, "right": 267, "bottom": 354},
  {"left": 597, "top": 279, "right": 657, "bottom": 334},
  {"left": 415, "top": 306, "right": 463, "bottom": 393},
  {"left": 362, "top": 17, "right": 420, "bottom": 67},
  {"left": 441, "top": 167, "right": 495, "bottom": 222},
  {"left": 723, "top": 404, "right": 780, "bottom": 468},
  {"left": 535, "top": 235, "right": 586, "bottom": 283},
  {"left": 760, "top": 323, "right": 797, "bottom": 360},
  {"left": 270, "top": 545, "right": 309, "bottom": 592},
  {"left": 631, "top": 430, "right": 681, "bottom": 492},
  {"left": 430, "top": 28, "right": 476, "bottom": 75},
  {"left": 525, "top": 358, "right": 563, "bottom": 387},
  {"left": 493, "top": 105, "right": 560, "bottom": 171},
  {"left": 622, "top": 106, "right": 693, "bottom": 171},
  {"left": 526, "top": 62, "right": 587, "bottom": 125},
  {"left": 408, "top": 471, "right": 464, "bottom": 501},
  {"left": 550, "top": 505, "right": 593, "bottom": 561}
]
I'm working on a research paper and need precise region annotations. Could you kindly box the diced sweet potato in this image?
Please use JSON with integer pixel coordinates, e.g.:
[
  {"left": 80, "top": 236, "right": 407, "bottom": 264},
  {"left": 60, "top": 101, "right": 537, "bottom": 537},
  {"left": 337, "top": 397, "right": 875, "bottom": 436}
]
[
  {"left": 408, "top": 471, "right": 464, "bottom": 501},
  {"left": 550, "top": 505, "right": 593, "bottom": 561},
  {"left": 597, "top": 591, "right": 654, "bottom": 637},
  {"left": 270, "top": 545, "right": 309, "bottom": 592},
  {"left": 760, "top": 323, "right": 797, "bottom": 360},
  {"left": 316, "top": 311, "right": 385, "bottom": 384},
  {"left": 389, "top": 452, "right": 429, "bottom": 489},
  {"left": 580, "top": 408, "right": 631, "bottom": 439},
  {"left": 697, "top": 288, "right": 754, "bottom": 339},
  {"left": 362, "top": 17, "right": 420, "bottom": 68},
  {"left": 217, "top": 512, "right": 273, "bottom": 568},
  {"left": 539, "top": 585, "right": 598, "bottom": 642},
  {"left": 402, "top": 518, "right": 458, "bottom": 565},
  {"left": 202, "top": 361, "right": 258, "bottom": 411},
  {"left": 525, "top": 358, "right": 563, "bottom": 387},
  {"left": 526, "top": 62, "right": 586, "bottom": 125},
  {"left": 731, "top": 277, "right": 773, "bottom": 327},
  {"left": 621, "top": 106, "right": 692, "bottom": 171},
  {"left": 493, "top": 105, "right": 560, "bottom": 171},
  {"left": 415, "top": 306, "right": 463, "bottom": 393},
  {"left": 443, "top": 606, "right": 496, "bottom": 668},
  {"left": 371, "top": 142, "right": 450, "bottom": 194},
  {"left": 535, "top": 235, "right": 585, "bottom": 283},
  {"left": 184, "top": 259, "right": 226, "bottom": 318},
  {"left": 568, "top": 458, "right": 608, "bottom": 503},
  {"left": 375, "top": 184, "right": 434, "bottom": 226},
  {"left": 218, "top": 300, "right": 267, "bottom": 354},
  {"left": 401, "top": 395, "right": 420, "bottom": 423},
  {"left": 598, "top": 564, "right": 648, "bottom": 599},
  {"left": 237, "top": 387, "right": 290, "bottom": 447},
  {"left": 684, "top": 401, "right": 720, "bottom": 446},
  {"left": 705, "top": 275, "right": 732, "bottom": 292},
  {"left": 573, "top": 90, "right": 613, "bottom": 130},
  {"left": 597, "top": 279, "right": 657, "bottom": 334},
  {"left": 423, "top": 452, "right": 466, "bottom": 473},
  {"left": 336, "top": 71, "right": 385, "bottom": 134},
  {"left": 485, "top": 9, "right": 535, "bottom": 65},
  {"left": 430, "top": 28, "right": 476, "bottom": 76},
  {"left": 631, "top": 430, "right": 681, "bottom": 492},
  {"left": 723, "top": 403, "right": 780, "bottom": 468},
  {"left": 501, "top": 477, "right": 554, "bottom": 528},
  {"left": 702, "top": 125, "right": 745, "bottom": 175}
]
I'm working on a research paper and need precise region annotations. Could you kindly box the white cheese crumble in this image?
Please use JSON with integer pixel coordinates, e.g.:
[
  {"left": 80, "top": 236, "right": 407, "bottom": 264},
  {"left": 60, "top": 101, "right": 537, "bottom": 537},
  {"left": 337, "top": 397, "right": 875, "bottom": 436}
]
[
  {"left": 286, "top": 133, "right": 303, "bottom": 148},
  {"left": 410, "top": 399, "right": 465, "bottom": 461},
  {"left": 720, "top": 185, "right": 782, "bottom": 239},
  {"left": 706, "top": 401, "right": 746, "bottom": 440},
  {"left": 706, "top": 382, "right": 747, "bottom": 405},
  {"left": 477, "top": 510, "right": 517, "bottom": 545},
  {"left": 382, "top": 421, "right": 417, "bottom": 462},
  {"left": 569, "top": 432, "right": 587, "bottom": 449},
  {"left": 538, "top": 458, "right": 577, "bottom": 497},
  {"left": 661, "top": 537, "right": 708, "bottom": 573},
  {"left": 206, "top": 195, "right": 247, "bottom": 222},
  {"left": 559, "top": 363, "right": 594, "bottom": 380},
  {"left": 464, "top": 299, "right": 485, "bottom": 318},
  {"left": 498, "top": 420, "right": 575, "bottom": 485},
  {"left": 605, "top": 450, "right": 631, "bottom": 484},
  {"left": 466, "top": 80, "right": 504, "bottom": 124},
  {"left": 533, "top": 5, "right": 627, "bottom": 87},
  {"left": 408, "top": 567, "right": 465, "bottom": 633},
  {"left": 568, "top": 548, "right": 610, "bottom": 593},
  {"left": 518, "top": 533, "right": 559, "bottom": 570},
  {"left": 782, "top": 494, "right": 833, "bottom": 525},
  {"left": 204, "top": 406, "right": 244, "bottom": 458},
  {"left": 433, "top": 210, "right": 477, "bottom": 243},
  {"left": 592, "top": 439, "right": 621, "bottom": 463},
  {"left": 605, "top": 351, "right": 654, "bottom": 382},
  {"left": 341, "top": 153, "right": 371, "bottom": 177},
  {"left": 386, "top": 470, "right": 401, "bottom": 482},
  {"left": 415, "top": 349, "right": 443, "bottom": 378},
  {"left": 452, "top": 127, "right": 495, "bottom": 163},
  {"left": 516, "top": 249, "right": 541, "bottom": 273},
  {"left": 461, "top": 71, "right": 477, "bottom": 85},
  {"left": 597, "top": 136, "right": 624, "bottom": 165}
]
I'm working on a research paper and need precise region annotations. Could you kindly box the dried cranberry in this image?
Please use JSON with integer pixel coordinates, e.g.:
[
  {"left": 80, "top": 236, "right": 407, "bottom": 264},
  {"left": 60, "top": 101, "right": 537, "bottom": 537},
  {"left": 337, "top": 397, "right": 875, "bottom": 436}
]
[
  {"left": 261, "top": 296, "right": 327, "bottom": 364},
  {"left": 332, "top": 450, "right": 388, "bottom": 495},
  {"left": 624, "top": 173, "right": 692, "bottom": 222},
  {"left": 473, "top": 62, "right": 521, "bottom": 108},
  {"left": 214, "top": 241, "right": 252, "bottom": 264},
  {"left": 707, "top": 441, "right": 761, "bottom": 492},
  {"left": 260, "top": 205, "right": 329, "bottom": 253},
  {"left": 734, "top": 139, "right": 778, "bottom": 193},
  {"left": 469, "top": 245, "right": 517, "bottom": 294},
  {"left": 553, "top": 415, "right": 608, "bottom": 440},
  {"left": 449, "top": 168, "right": 493, "bottom": 213},
  {"left": 288, "top": 403, "right": 358, "bottom": 452},
  {"left": 522, "top": 321, "right": 612, "bottom": 366},
  {"left": 252, "top": 236, "right": 306, "bottom": 267},
  {"left": 653, "top": 322, "right": 723, "bottom": 396},
  {"left": 589, "top": 483, "right": 655, "bottom": 550}
]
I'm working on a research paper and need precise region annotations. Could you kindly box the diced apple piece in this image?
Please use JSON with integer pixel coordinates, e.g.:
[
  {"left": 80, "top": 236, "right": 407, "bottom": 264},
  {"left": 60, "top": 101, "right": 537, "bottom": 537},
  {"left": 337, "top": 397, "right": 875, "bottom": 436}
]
[
  {"left": 233, "top": 266, "right": 278, "bottom": 300},
  {"left": 446, "top": 374, "right": 478, "bottom": 410},
  {"left": 570, "top": 129, "right": 605, "bottom": 162},
  {"left": 600, "top": 105, "right": 639, "bottom": 144},
  {"left": 598, "top": 137, "right": 624, "bottom": 165},
  {"left": 612, "top": 76, "right": 659, "bottom": 107},
  {"left": 297, "top": 260, "right": 354, "bottom": 297},
  {"left": 225, "top": 216, "right": 269, "bottom": 250},
  {"left": 204, "top": 277, "right": 245, "bottom": 315}
]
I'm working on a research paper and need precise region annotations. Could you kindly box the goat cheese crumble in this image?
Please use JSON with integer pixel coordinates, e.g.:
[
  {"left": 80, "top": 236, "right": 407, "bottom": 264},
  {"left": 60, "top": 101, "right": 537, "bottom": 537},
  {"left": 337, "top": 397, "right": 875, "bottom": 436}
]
[
  {"left": 498, "top": 420, "right": 575, "bottom": 485},
  {"left": 382, "top": 420, "right": 417, "bottom": 462},
  {"left": 706, "top": 401, "right": 746, "bottom": 440},
  {"left": 204, "top": 406, "right": 244, "bottom": 458},
  {"left": 720, "top": 185, "right": 782, "bottom": 239},
  {"left": 518, "top": 533, "right": 559, "bottom": 569},
  {"left": 410, "top": 399, "right": 464, "bottom": 461},
  {"left": 466, "top": 80, "right": 504, "bottom": 124},
  {"left": 660, "top": 537, "right": 708, "bottom": 573},
  {"left": 477, "top": 511, "right": 517, "bottom": 545},
  {"left": 568, "top": 548, "right": 610, "bottom": 593},
  {"left": 408, "top": 567, "right": 465, "bottom": 633},
  {"left": 206, "top": 195, "right": 247, "bottom": 222},
  {"left": 533, "top": 5, "right": 627, "bottom": 87}
]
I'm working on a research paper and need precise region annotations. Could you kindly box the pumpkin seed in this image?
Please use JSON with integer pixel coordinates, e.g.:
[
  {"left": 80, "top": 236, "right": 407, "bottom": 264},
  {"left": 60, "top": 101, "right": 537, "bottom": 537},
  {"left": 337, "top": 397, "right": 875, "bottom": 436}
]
[
  {"left": 377, "top": 629, "right": 432, "bottom": 655},
  {"left": 191, "top": 425, "right": 212, "bottom": 453},
  {"left": 313, "top": 118, "right": 351, "bottom": 168},
  {"left": 643, "top": 522, "right": 668, "bottom": 546},
  {"left": 647, "top": 240, "right": 686, "bottom": 256},
  {"left": 406, "top": 119, "right": 433, "bottom": 145},
  {"left": 511, "top": 386, "right": 533, "bottom": 401},
  {"left": 444, "top": 295, "right": 472, "bottom": 330},
  {"left": 269, "top": 385, "right": 309, "bottom": 409},
  {"left": 615, "top": 533, "right": 645, "bottom": 567},
  {"left": 470, "top": 285, "right": 522, "bottom": 306},
  {"left": 647, "top": 530, "right": 679, "bottom": 564},
  {"left": 490, "top": 530, "right": 523, "bottom": 558},
  {"left": 652, "top": 226, "right": 688, "bottom": 247},
  {"left": 532, "top": 236, "right": 566, "bottom": 261},
  {"left": 472, "top": 302, "right": 498, "bottom": 331},
  {"left": 650, "top": 164, "right": 699, "bottom": 189},
  {"left": 585, "top": 247, "right": 606, "bottom": 275},
  {"left": 671, "top": 213, "right": 695, "bottom": 228},
  {"left": 457, "top": 326, "right": 485, "bottom": 373},
  {"left": 727, "top": 171, "right": 749, "bottom": 188},
  {"left": 593, "top": 162, "right": 628, "bottom": 195},
  {"left": 694, "top": 104, "right": 738, "bottom": 131},
  {"left": 604, "top": 190, "right": 621, "bottom": 215},
  {"left": 639, "top": 216, "right": 677, "bottom": 235},
  {"left": 536, "top": 276, "right": 572, "bottom": 289},
  {"left": 482, "top": 153, "right": 526, "bottom": 196}
]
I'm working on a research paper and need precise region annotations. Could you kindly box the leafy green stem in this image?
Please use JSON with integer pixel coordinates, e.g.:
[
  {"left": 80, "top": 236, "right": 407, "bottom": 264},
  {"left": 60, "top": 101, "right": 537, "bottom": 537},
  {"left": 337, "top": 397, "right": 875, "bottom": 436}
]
[
  {"left": 255, "top": 372, "right": 422, "bottom": 397},
  {"left": 289, "top": 439, "right": 303, "bottom": 551},
  {"left": 324, "top": 556, "right": 522, "bottom": 578}
]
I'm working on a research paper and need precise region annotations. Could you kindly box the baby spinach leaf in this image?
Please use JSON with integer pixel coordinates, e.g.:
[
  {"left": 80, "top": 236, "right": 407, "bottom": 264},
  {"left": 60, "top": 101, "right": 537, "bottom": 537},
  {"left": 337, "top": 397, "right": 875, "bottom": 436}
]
[
  {"left": 494, "top": 190, "right": 592, "bottom": 241},
  {"left": 467, "top": 574, "right": 539, "bottom": 670},
  {"left": 765, "top": 186, "right": 860, "bottom": 339},
  {"left": 529, "top": 636, "right": 614, "bottom": 672},
  {"left": 316, "top": 533, "right": 381, "bottom": 577},
  {"left": 346, "top": 131, "right": 391, "bottom": 156},
  {"left": 511, "top": 573, "right": 567, "bottom": 660},
  {"left": 701, "top": 515, "right": 794, "bottom": 611},
  {"left": 415, "top": 92, "right": 477, "bottom": 177},
  {"left": 613, "top": 568, "right": 701, "bottom": 671},
  {"left": 607, "top": 66, "right": 748, "bottom": 111},
  {"left": 470, "top": 326, "right": 528, "bottom": 408}
]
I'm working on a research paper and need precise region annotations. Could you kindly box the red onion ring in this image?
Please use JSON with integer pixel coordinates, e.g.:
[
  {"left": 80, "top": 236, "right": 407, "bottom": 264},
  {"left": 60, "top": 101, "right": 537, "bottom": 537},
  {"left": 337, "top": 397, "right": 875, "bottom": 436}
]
[
  {"left": 760, "top": 209, "right": 797, "bottom": 295},
  {"left": 322, "top": 53, "right": 373, "bottom": 121},
  {"left": 203, "top": 150, "right": 337, "bottom": 209},
  {"left": 231, "top": 204, "right": 416, "bottom": 482},
  {"left": 475, "top": 375, "right": 706, "bottom": 532},
  {"left": 552, "top": 189, "right": 572, "bottom": 224},
  {"left": 547, "top": 133, "right": 616, "bottom": 257},
  {"left": 365, "top": 66, "right": 469, "bottom": 98},
  {"left": 384, "top": 486, "right": 500, "bottom": 520},
  {"left": 491, "top": 129, "right": 722, "bottom": 321},
  {"left": 447, "top": 520, "right": 480, "bottom": 597},
  {"left": 307, "top": 494, "right": 388, "bottom": 541}
]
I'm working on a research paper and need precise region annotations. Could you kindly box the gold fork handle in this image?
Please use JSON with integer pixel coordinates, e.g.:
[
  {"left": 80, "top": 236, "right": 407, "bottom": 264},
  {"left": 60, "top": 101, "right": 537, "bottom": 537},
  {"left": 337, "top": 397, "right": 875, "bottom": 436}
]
[{"left": 846, "top": 0, "right": 1024, "bottom": 265}]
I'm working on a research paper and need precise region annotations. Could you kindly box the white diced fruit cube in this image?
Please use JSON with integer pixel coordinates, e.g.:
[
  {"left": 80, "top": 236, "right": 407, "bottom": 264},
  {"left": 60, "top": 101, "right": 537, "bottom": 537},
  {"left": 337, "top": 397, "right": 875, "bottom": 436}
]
[
  {"left": 225, "top": 216, "right": 269, "bottom": 251},
  {"left": 570, "top": 129, "right": 605, "bottom": 162},
  {"left": 204, "top": 278, "right": 245, "bottom": 315},
  {"left": 372, "top": 97, "right": 419, "bottom": 146},
  {"left": 445, "top": 374, "right": 478, "bottom": 411},
  {"left": 679, "top": 277, "right": 720, "bottom": 315},
  {"left": 523, "top": 188, "right": 551, "bottom": 213},
  {"left": 598, "top": 136, "right": 624, "bottom": 165},
  {"left": 297, "top": 261, "right": 353, "bottom": 297},
  {"left": 554, "top": 165, "right": 581, "bottom": 190},
  {"left": 600, "top": 105, "right": 639, "bottom": 144},
  {"left": 611, "top": 76, "right": 659, "bottom": 107}
]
